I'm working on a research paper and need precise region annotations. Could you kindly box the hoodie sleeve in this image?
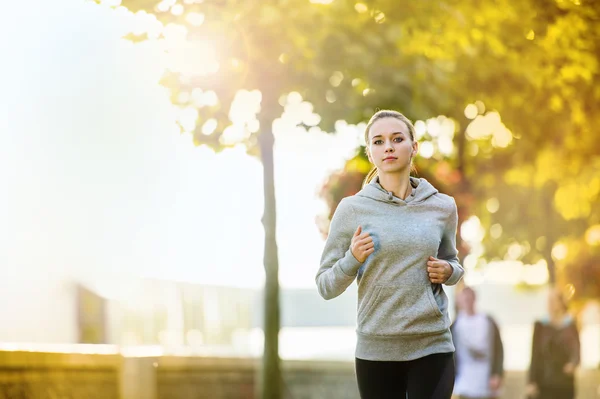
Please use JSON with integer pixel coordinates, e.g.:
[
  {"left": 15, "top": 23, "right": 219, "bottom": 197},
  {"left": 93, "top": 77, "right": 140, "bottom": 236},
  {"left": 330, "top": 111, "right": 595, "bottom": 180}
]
[
  {"left": 438, "top": 198, "right": 464, "bottom": 286},
  {"left": 315, "top": 198, "right": 363, "bottom": 300}
]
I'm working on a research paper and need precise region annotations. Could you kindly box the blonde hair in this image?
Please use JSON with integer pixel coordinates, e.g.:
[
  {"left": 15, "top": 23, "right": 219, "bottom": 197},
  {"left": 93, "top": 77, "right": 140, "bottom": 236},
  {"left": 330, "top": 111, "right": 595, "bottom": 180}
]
[{"left": 363, "top": 110, "right": 417, "bottom": 187}]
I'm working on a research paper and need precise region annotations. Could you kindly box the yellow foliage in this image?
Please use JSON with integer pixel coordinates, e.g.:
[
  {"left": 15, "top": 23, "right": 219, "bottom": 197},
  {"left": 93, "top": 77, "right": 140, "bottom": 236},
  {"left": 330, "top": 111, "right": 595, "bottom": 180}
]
[
  {"left": 554, "top": 178, "right": 600, "bottom": 220},
  {"left": 549, "top": 95, "right": 563, "bottom": 112},
  {"left": 346, "top": 155, "right": 372, "bottom": 174},
  {"left": 504, "top": 166, "right": 534, "bottom": 187},
  {"left": 533, "top": 149, "right": 564, "bottom": 187}
]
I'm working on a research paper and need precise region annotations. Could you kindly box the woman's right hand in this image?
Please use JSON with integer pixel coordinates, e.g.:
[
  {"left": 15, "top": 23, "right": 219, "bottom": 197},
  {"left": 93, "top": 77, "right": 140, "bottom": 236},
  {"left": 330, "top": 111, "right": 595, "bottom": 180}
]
[
  {"left": 563, "top": 362, "right": 576, "bottom": 375},
  {"left": 351, "top": 226, "right": 374, "bottom": 263},
  {"left": 526, "top": 383, "right": 539, "bottom": 398}
]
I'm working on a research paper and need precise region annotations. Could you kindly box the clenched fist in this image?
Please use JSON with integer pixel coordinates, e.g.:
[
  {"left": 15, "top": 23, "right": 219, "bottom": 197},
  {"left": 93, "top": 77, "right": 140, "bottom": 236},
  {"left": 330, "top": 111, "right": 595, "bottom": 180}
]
[
  {"left": 351, "top": 226, "right": 374, "bottom": 263},
  {"left": 427, "top": 256, "right": 453, "bottom": 284}
]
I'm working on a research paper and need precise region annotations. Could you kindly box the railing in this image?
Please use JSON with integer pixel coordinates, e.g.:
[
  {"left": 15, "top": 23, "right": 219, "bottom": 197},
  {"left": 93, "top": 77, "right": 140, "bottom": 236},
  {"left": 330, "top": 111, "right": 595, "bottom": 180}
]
[{"left": 0, "top": 345, "right": 598, "bottom": 399}]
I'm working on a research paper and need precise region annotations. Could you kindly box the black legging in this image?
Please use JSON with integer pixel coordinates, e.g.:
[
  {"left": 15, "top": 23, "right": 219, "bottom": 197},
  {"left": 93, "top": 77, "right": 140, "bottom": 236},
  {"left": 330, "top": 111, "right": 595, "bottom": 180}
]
[
  {"left": 355, "top": 352, "right": 455, "bottom": 399},
  {"left": 538, "top": 384, "right": 575, "bottom": 399}
]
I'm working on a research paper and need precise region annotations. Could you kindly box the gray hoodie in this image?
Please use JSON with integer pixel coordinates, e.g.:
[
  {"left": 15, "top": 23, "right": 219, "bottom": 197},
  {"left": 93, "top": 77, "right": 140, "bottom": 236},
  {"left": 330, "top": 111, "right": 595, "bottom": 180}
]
[{"left": 316, "top": 177, "right": 464, "bottom": 361}]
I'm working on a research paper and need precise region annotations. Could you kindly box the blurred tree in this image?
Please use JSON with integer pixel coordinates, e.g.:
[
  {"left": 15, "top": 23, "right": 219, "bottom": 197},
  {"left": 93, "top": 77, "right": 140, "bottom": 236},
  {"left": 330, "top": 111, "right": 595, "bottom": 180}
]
[
  {"left": 316, "top": 0, "right": 600, "bottom": 293},
  {"left": 113, "top": 5, "right": 525, "bottom": 395},
  {"left": 463, "top": 0, "right": 600, "bottom": 287},
  {"left": 556, "top": 232, "right": 600, "bottom": 306},
  {"left": 113, "top": 0, "right": 451, "bottom": 397},
  {"left": 108, "top": 8, "right": 600, "bottom": 398}
]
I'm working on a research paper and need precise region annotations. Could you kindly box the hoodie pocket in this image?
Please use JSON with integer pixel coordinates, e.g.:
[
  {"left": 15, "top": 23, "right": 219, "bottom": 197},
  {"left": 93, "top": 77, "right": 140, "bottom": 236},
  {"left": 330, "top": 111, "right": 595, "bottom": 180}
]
[{"left": 357, "top": 284, "right": 447, "bottom": 337}]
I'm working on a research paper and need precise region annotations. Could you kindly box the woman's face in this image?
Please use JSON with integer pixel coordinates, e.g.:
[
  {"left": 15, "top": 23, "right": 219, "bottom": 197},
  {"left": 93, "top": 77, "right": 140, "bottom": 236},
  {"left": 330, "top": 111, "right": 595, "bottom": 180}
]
[
  {"left": 548, "top": 290, "right": 566, "bottom": 314},
  {"left": 367, "top": 117, "right": 417, "bottom": 175}
]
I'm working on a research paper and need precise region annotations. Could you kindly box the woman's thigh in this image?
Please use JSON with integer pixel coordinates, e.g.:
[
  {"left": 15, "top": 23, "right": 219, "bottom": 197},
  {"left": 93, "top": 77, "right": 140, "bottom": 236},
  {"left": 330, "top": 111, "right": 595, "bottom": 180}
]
[
  {"left": 406, "top": 352, "right": 455, "bottom": 399},
  {"left": 355, "top": 357, "right": 408, "bottom": 399}
]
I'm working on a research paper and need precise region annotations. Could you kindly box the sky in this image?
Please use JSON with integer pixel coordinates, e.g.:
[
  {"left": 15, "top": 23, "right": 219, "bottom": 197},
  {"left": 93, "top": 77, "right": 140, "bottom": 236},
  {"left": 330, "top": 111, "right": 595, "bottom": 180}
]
[{"left": 0, "top": 0, "right": 364, "bottom": 293}]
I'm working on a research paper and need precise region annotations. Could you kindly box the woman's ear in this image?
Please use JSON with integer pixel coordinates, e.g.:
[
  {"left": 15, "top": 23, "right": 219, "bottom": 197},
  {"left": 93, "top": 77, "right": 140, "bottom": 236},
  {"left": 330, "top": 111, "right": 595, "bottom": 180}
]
[
  {"left": 365, "top": 147, "right": 373, "bottom": 164},
  {"left": 412, "top": 141, "right": 419, "bottom": 156}
]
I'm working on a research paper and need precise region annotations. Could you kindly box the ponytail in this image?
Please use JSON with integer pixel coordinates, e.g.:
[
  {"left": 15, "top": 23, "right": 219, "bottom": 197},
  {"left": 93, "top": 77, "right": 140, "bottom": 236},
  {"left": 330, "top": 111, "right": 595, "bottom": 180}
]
[{"left": 363, "top": 167, "right": 378, "bottom": 187}]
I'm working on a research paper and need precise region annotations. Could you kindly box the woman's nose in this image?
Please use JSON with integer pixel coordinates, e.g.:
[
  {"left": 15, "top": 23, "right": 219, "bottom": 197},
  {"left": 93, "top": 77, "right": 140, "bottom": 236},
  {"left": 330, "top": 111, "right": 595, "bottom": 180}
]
[{"left": 385, "top": 141, "right": 394, "bottom": 151}]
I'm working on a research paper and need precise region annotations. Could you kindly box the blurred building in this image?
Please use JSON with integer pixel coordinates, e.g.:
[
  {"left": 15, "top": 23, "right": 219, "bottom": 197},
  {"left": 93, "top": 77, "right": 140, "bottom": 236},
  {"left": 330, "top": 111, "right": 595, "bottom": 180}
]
[{"left": 1, "top": 273, "right": 599, "bottom": 370}]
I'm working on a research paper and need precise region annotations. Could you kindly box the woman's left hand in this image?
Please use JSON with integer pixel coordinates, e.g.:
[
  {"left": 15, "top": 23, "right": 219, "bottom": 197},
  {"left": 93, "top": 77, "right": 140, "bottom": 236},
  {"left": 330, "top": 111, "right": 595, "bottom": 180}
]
[{"left": 427, "top": 256, "right": 453, "bottom": 284}]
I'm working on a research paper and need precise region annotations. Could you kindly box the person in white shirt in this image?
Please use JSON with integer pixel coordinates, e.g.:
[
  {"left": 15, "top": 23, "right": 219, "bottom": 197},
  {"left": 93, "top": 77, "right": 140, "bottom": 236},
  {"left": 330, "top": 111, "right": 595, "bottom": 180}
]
[{"left": 451, "top": 287, "right": 504, "bottom": 399}]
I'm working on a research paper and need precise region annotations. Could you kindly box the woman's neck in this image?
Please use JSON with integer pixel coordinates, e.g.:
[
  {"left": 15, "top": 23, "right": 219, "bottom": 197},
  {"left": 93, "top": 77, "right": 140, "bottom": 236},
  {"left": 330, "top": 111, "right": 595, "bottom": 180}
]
[
  {"left": 550, "top": 310, "right": 567, "bottom": 326},
  {"left": 378, "top": 172, "right": 412, "bottom": 200}
]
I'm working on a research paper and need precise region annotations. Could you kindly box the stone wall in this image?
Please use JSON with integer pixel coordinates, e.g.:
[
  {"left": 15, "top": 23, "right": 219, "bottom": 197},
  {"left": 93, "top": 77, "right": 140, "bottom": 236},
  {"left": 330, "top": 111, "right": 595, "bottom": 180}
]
[
  {"left": 0, "top": 349, "right": 120, "bottom": 399},
  {"left": 0, "top": 347, "right": 598, "bottom": 399}
]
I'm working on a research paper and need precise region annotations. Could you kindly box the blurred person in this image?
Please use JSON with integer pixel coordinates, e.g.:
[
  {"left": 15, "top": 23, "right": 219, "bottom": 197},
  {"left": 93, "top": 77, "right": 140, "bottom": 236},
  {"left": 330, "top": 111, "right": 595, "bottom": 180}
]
[
  {"left": 451, "top": 286, "right": 504, "bottom": 399},
  {"left": 316, "top": 110, "right": 464, "bottom": 399},
  {"left": 526, "top": 288, "right": 580, "bottom": 399}
]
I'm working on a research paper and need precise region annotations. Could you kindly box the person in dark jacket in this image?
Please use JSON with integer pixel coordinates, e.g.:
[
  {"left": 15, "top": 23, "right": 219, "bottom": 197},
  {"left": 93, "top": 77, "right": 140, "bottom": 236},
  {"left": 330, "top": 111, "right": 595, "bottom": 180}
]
[
  {"left": 451, "top": 286, "right": 504, "bottom": 399},
  {"left": 526, "top": 288, "right": 580, "bottom": 399}
]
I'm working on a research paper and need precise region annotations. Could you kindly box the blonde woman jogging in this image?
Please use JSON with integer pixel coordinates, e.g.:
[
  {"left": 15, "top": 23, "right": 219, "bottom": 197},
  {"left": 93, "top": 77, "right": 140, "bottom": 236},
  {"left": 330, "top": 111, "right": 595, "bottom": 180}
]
[{"left": 316, "top": 110, "right": 464, "bottom": 399}]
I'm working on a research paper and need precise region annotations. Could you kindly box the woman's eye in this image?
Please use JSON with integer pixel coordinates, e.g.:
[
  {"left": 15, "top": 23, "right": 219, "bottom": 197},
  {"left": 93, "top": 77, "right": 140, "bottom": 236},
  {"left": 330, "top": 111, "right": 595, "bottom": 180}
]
[
  {"left": 394, "top": 138, "right": 403, "bottom": 142},
  {"left": 374, "top": 140, "right": 383, "bottom": 145}
]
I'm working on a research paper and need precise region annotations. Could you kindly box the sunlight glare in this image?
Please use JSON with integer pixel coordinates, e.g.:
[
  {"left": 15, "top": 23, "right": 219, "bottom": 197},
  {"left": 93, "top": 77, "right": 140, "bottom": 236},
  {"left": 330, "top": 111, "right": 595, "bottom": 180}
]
[
  {"left": 247, "top": 119, "right": 260, "bottom": 133},
  {"left": 506, "top": 242, "right": 523, "bottom": 260},
  {"left": 166, "top": 39, "right": 220, "bottom": 77},
  {"left": 229, "top": 90, "right": 261, "bottom": 125},
  {"left": 414, "top": 120, "right": 426, "bottom": 140},
  {"left": 201, "top": 119, "right": 217, "bottom": 135},
  {"left": 463, "top": 254, "right": 478, "bottom": 270},
  {"left": 490, "top": 224, "right": 502, "bottom": 239},
  {"left": 486, "top": 197, "right": 500, "bottom": 213},
  {"left": 492, "top": 125, "right": 513, "bottom": 148},
  {"left": 419, "top": 141, "right": 434, "bottom": 159},
  {"left": 551, "top": 243, "right": 568, "bottom": 261},
  {"left": 287, "top": 91, "right": 303, "bottom": 105},
  {"left": 521, "top": 260, "right": 548, "bottom": 285},
  {"left": 355, "top": 3, "right": 368, "bottom": 13},
  {"left": 157, "top": 0, "right": 176, "bottom": 13},
  {"left": 303, "top": 113, "right": 321, "bottom": 127},
  {"left": 101, "top": 0, "right": 122, "bottom": 6},
  {"left": 163, "top": 23, "right": 188, "bottom": 43},
  {"left": 437, "top": 135, "right": 454, "bottom": 156},
  {"left": 178, "top": 106, "right": 199, "bottom": 131},
  {"left": 185, "top": 12, "right": 205, "bottom": 26},
  {"left": 171, "top": 4, "right": 184, "bottom": 16},
  {"left": 585, "top": 225, "right": 600, "bottom": 246},
  {"left": 329, "top": 71, "right": 344, "bottom": 87},
  {"left": 201, "top": 91, "right": 219, "bottom": 107},
  {"left": 220, "top": 125, "right": 250, "bottom": 146},
  {"left": 191, "top": 88, "right": 204, "bottom": 107},
  {"left": 177, "top": 92, "right": 190, "bottom": 104},
  {"left": 157, "top": 2, "right": 171, "bottom": 12},
  {"left": 464, "top": 104, "right": 478, "bottom": 119},
  {"left": 426, "top": 118, "right": 441, "bottom": 137},
  {"left": 461, "top": 216, "right": 485, "bottom": 243},
  {"left": 326, "top": 90, "right": 337, "bottom": 103},
  {"left": 466, "top": 112, "right": 512, "bottom": 148}
]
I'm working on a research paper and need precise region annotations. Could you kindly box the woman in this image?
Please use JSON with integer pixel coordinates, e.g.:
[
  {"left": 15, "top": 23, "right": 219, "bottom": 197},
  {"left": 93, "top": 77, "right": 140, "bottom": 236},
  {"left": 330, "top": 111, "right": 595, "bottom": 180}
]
[
  {"left": 526, "top": 288, "right": 580, "bottom": 399},
  {"left": 316, "top": 110, "right": 464, "bottom": 398}
]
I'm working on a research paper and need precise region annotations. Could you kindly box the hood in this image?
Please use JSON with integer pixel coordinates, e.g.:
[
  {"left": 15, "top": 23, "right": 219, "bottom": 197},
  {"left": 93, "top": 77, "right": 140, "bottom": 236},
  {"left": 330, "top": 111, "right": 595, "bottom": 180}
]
[{"left": 356, "top": 176, "right": 438, "bottom": 205}]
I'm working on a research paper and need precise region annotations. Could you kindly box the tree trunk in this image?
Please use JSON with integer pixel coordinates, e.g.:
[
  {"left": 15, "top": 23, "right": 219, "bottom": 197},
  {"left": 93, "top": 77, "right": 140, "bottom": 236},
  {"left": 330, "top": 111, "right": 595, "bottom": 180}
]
[
  {"left": 546, "top": 253, "right": 556, "bottom": 285},
  {"left": 542, "top": 181, "right": 558, "bottom": 286},
  {"left": 455, "top": 123, "right": 471, "bottom": 271},
  {"left": 258, "top": 120, "right": 282, "bottom": 399}
]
